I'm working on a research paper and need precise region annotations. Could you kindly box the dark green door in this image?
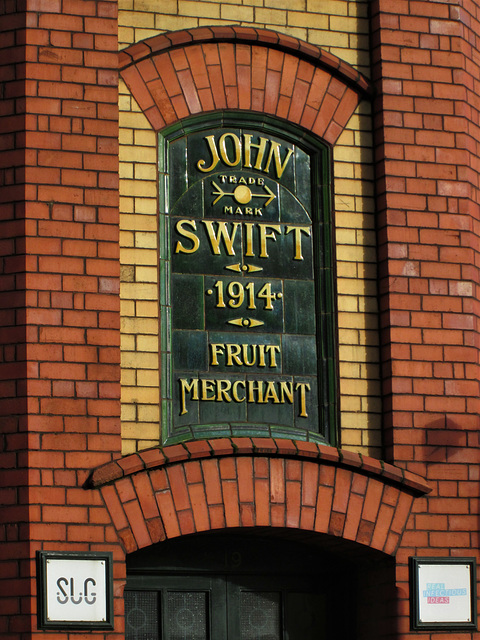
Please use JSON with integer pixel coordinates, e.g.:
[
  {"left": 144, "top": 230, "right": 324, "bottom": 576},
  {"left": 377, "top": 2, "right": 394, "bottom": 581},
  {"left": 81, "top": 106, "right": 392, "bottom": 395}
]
[
  {"left": 125, "top": 574, "right": 327, "bottom": 640},
  {"left": 125, "top": 576, "right": 225, "bottom": 640},
  {"left": 227, "top": 576, "right": 327, "bottom": 640},
  {"left": 124, "top": 534, "right": 354, "bottom": 640}
]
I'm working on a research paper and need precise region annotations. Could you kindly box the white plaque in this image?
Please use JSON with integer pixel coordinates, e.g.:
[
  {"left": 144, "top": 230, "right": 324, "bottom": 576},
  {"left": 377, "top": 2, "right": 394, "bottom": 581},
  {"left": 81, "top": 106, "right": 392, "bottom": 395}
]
[
  {"left": 410, "top": 557, "right": 476, "bottom": 630},
  {"left": 419, "top": 562, "right": 471, "bottom": 623},
  {"left": 37, "top": 552, "right": 113, "bottom": 629}
]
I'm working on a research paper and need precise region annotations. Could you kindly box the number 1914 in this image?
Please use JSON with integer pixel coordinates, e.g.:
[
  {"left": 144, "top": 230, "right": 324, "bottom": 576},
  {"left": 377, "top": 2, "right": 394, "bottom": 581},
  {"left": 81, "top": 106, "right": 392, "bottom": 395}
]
[{"left": 210, "top": 280, "right": 282, "bottom": 311}]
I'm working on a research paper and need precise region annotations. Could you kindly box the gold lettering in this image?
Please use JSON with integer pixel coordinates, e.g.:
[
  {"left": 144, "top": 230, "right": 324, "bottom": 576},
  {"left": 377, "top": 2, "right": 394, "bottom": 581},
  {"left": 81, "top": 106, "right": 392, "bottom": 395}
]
[
  {"left": 175, "top": 219, "right": 200, "bottom": 254},
  {"left": 285, "top": 226, "right": 311, "bottom": 260},
  {"left": 242, "top": 344, "right": 256, "bottom": 366},
  {"left": 197, "top": 134, "right": 293, "bottom": 177},
  {"left": 197, "top": 135, "right": 220, "bottom": 173},
  {"left": 232, "top": 380, "right": 246, "bottom": 402},
  {"left": 259, "top": 224, "right": 281, "bottom": 258},
  {"left": 248, "top": 380, "right": 265, "bottom": 403},
  {"left": 219, "top": 133, "right": 241, "bottom": 167},
  {"left": 263, "top": 140, "right": 294, "bottom": 178},
  {"left": 179, "top": 378, "right": 198, "bottom": 415},
  {"left": 280, "top": 381, "right": 294, "bottom": 404},
  {"left": 175, "top": 222, "right": 313, "bottom": 259},
  {"left": 201, "top": 379, "right": 216, "bottom": 401},
  {"left": 258, "top": 344, "right": 266, "bottom": 368},
  {"left": 209, "top": 343, "right": 281, "bottom": 368},
  {"left": 202, "top": 220, "right": 240, "bottom": 255},
  {"left": 264, "top": 381, "right": 280, "bottom": 403},
  {"left": 265, "top": 345, "right": 281, "bottom": 367},
  {"left": 226, "top": 344, "right": 243, "bottom": 366},
  {"left": 210, "top": 343, "right": 224, "bottom": 366},
  {"left": 216, "top": 379, "right": 232, "bottom": 402},
  {"left": 244, "top": 135, "right": 269, "bottom": 170},
  {"left": 244, "top": 223, "right": 254, "bottom": 257},
  {"left": 177, "top": 378, "right": 308, "bottom": 417},
  {"left": 295, "top": 382, "right": 311, "bottom": 417}
]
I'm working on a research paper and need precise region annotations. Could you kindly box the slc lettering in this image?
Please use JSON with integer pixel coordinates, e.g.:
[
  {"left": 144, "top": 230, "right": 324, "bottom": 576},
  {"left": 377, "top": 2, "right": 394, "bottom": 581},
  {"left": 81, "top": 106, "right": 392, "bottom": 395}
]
[{"left": 56, "top": 577, "right": 97, "bottom": 605}]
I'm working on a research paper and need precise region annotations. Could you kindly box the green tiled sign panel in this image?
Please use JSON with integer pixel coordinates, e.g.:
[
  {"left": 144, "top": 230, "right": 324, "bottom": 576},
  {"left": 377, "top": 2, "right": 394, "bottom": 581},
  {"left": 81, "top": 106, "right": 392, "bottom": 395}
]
[{"left": 159, "top": 114, "right": 336, "bottom": 445}]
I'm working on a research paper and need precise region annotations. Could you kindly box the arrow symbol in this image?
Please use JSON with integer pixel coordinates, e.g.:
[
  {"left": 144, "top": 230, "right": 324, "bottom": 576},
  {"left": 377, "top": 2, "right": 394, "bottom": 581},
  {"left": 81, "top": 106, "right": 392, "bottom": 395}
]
[
  {"left": 228, "top": 317, "right": 265, "bottom": 328},
  {"left": 225, "top": 263, "right": 263, "bottom": 273},
  {"left": 211, "top": 181, "right": 276, "bottom": 207}
]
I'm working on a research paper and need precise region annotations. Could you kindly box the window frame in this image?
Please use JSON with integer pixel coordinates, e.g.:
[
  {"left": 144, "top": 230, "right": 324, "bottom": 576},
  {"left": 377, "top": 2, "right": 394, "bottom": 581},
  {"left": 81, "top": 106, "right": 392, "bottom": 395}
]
[{"left": 158, "top": 112, "right": 338, "bottom": 446}]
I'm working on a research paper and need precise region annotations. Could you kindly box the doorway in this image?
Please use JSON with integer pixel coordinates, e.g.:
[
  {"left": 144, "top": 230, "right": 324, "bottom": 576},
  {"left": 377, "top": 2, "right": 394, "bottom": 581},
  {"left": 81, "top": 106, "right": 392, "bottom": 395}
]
[{"left": 124, "top": 532, "right": 356, "bottom": 640}]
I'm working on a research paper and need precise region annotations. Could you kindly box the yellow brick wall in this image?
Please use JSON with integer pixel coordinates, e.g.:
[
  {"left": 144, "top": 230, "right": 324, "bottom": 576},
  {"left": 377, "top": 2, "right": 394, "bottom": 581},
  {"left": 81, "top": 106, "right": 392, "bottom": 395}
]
[
  {"left": 119, "top": 0, "right": 381, "bottom": 457},
  {"left": 333, "top": 102, "right": 381, "bottom": 454},
  {"left": 119, "top": 0, "right": 370, "bottom": 76},
  {"left": 119, "top": 86, "right": 160, "bottom": 454}
]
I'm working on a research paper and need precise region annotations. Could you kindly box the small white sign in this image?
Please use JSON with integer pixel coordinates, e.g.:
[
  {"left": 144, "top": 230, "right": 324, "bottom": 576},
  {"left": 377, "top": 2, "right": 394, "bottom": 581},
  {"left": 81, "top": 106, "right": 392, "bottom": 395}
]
[
  {"left": 37, "top": 552, "right": 113, "bottom": 629},
  {"left": 46, "top": 558, "right": 108, "bottom": 622},
  {"left": 410, "top": 557, "right": 476, "bottom": 630},
  {"left": 418, "top": 563, "right": 471, "bottom": 623}
]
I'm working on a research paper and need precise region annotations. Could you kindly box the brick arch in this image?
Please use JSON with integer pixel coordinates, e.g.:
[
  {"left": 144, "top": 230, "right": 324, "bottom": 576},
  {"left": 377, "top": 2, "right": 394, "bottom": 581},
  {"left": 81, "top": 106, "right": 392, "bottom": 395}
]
[
  {"left": 112, "top": 32, "right": 426, "bottom": 559},
  {"left": 89, "top": 438, "right": 430, "bottom": 556},
  {"left": 119, "top": 26, "right": 373, "bottom": 142}
]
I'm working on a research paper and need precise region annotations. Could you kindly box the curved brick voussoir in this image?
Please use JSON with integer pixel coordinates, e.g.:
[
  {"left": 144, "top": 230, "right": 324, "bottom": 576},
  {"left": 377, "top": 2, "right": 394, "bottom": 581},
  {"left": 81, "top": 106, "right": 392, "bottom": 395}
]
[
  {"left": 119, "top": 26, "right": 373, "bottom": 146},
  {"left": 91, "top": 438, "right": 430, "bottom": 556}
]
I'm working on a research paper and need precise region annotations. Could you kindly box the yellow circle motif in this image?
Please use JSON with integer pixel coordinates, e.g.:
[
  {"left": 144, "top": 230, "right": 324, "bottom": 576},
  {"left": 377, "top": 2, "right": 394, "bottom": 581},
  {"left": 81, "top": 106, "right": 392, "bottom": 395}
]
[{"left": 234, "top": 185, "right": 252, "bottom": 204}]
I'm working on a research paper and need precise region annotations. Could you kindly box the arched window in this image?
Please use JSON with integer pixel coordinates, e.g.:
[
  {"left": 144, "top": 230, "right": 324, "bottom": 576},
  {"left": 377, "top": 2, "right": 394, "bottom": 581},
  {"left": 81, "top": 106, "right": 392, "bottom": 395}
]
[{"left": 158, "top": 114, "right": 337, "bottom": 446}]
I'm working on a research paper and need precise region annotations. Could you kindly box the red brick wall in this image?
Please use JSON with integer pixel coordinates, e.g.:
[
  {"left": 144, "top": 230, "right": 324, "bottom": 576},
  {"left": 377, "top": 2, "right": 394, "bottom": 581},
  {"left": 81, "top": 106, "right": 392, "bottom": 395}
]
[
  {"left": 3, "top": 2, "right": 480, "bottom": 638},
  {"left": 372, "top": 0, "right": 480, "bottom": 466},
  {"left": 372, "top": 0, "right": 480, "bottom": 636},
  {"left": 119, "top": 27, "right": 372, "bottom": 145},
  {"left": 0, "top": 3, "right": 30, "bottom": 637},
  {"left": 0, "top": 1, "right": 123, "bottom": 637},
  {"left": 89, "top": 438, "right": 428, "bottom": 556}
]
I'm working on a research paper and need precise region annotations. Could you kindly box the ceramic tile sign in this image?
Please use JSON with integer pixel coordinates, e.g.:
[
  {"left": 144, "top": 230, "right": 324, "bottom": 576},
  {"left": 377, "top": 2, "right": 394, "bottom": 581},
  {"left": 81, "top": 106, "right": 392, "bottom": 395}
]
[
  {"left": 410, "top": 557, "right": 477, "bottom": 630},
  {"left": 36, "top": 552, "right": 113, "bottom": 630},
  {"left": 159, "top": 118, "right": 336, "bottom": 445}
]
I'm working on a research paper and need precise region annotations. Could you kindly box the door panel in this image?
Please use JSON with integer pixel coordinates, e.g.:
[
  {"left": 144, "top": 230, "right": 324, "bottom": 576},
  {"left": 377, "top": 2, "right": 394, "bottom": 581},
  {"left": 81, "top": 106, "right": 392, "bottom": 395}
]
[
  {"left": 227, "top": 576, "right": 327, "bottom": 640},
  {"left": 165, "top": 591, "right": 209, "bottom": 640},
  {"left": 126, "top": 576, "right": 329, "bottom": 639},
  {"left": 126, "top": 576, "right": 227, "bottom": 640},
  {"left": 125, "top": 535, "right": 353, "bottom": 639},
  {"left": 238, "top": 591, "right": 282, "bottom": 640},
  {"left": 285, "top": 592, "right": 327, "bottom": 640},
  {"left": 125, "top": 591, "right": 160, "bottom": 640}
]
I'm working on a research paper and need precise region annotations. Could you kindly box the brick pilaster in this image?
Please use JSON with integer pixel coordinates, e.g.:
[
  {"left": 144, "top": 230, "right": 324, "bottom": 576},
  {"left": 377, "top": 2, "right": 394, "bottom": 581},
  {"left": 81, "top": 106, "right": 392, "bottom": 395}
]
[
  {"left": 1, "top": 1, "right": 122, "bottom": 637},
  {"left": 371, "top": 1, "right": 480, "bottom": 636},
  {"left": 0, "top": 2, "right": 30, "bottom": 637}
]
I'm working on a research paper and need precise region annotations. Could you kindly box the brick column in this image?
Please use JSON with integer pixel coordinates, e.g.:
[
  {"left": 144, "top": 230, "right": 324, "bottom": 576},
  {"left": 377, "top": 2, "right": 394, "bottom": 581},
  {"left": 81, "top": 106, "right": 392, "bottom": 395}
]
[
  {"left": 0, "top": 4, "right": 30, "bottom": 638},
  {"left": 371, "top": 1, "right": 480, "bottom": 636},
  {"left": 371, "top": 0, "right": 480, "bottom": 468},
  {"left": 0, "top": 2, "right": 122, "bottom": 638}
]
